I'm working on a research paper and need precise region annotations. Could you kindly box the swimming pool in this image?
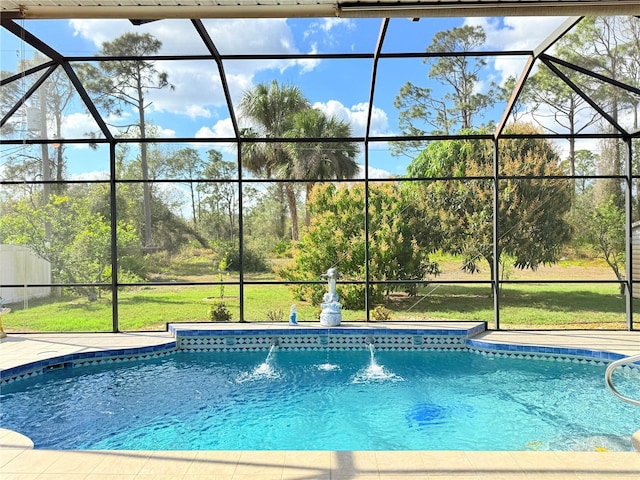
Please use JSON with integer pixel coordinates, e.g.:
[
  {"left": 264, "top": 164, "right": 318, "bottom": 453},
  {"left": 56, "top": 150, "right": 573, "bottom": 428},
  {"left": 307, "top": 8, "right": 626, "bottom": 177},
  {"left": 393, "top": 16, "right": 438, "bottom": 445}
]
[{"left": 2, "top": 346, "right": 639, "bottom": 451}]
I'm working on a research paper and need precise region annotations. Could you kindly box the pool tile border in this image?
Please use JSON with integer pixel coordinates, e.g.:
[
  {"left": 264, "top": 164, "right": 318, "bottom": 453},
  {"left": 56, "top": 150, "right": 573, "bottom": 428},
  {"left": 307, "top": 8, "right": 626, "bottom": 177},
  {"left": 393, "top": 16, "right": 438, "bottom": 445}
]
[
  {"left": 1, "top": 323, "right": 636, "bottom": 384},
  {"left": 466, "top": 338, "right": 628, "bottom": 364},
  {"left": 0, "top": 341, "right": 176, "bottom": 384}
]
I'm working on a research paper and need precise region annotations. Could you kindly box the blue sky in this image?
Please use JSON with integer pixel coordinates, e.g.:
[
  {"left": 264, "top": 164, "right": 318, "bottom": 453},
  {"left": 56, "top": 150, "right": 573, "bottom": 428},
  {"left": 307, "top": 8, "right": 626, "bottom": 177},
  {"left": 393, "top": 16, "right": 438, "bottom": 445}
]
[{"left": 1, "top": 16, "right": 573, "bottom": 177}]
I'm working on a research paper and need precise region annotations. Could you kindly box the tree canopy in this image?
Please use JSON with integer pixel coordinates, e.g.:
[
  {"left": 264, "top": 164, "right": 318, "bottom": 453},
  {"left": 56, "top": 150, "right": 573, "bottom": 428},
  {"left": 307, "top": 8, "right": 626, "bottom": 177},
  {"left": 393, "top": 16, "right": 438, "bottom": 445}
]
[
  {"left": 280, "top": 182, "right": 440, "bottom": 309},
  {"left": 240, "top": 79, "right": 360, "bottom": 240},
  {"left": 79, "top": 32, "right": 174, "bottom": 250},
  {"left": 393, "top": 24, "right": 498, "bottom": 157},
  {"left": 406, "top": 123, "right": 572, "bottom": 280}
]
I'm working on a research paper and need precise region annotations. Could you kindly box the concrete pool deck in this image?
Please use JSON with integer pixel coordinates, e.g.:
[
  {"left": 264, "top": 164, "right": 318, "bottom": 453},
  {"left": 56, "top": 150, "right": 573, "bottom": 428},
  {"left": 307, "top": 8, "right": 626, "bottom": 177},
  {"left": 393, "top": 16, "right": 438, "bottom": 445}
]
[{"left": 1, "top": 323, "right": 640, "bottom": 479}]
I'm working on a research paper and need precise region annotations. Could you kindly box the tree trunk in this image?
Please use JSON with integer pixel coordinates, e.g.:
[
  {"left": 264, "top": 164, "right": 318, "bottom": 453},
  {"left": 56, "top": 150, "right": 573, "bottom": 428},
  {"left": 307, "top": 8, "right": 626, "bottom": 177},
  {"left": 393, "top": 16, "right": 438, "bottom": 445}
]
[
  {"left": 568, "top": 97, "right": 576, "bottom": 177},
  {"left": 285, "top": 183, "right": 299, "bottom": 241},
  {"left": 138, "top": 79, "right": 153, "bottom": 251},
  {"left": 275, "top": 184, "right": 287, "bottom": 239},
  {"left": 305, "top": 182, "right": 315, "bottom": 227},
  {"left": 189, "top": 181, "right": 197, "bottom": 226}
]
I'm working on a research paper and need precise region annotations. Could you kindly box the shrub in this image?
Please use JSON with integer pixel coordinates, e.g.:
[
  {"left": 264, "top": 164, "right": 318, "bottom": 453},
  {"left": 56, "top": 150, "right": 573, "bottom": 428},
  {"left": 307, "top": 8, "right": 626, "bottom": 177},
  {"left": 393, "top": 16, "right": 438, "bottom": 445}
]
[
  {"left": 273, "top": 240, "right": 293, "bottom": 258},
  {"left": 208, "top": 301, "right": 232, "bottom": 322},
  {"left": 266, "top": 308, "right": 284, "bottom": 322},
  {"left": 338, "top": 285, "right": 367, "bottom": 311},
  {"left": 371, "top": 305, "right": 392, "bottom": 321},
  {"left": 226, "top": 247, "right": 269, "bottom": 272},
  {"left": 279, "top": 183, "right": 439, "bottom": 309}
]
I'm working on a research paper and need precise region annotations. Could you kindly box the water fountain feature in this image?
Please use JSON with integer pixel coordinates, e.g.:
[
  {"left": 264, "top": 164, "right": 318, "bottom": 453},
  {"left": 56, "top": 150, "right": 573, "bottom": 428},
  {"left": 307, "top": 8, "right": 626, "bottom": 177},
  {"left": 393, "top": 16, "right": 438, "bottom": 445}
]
[
  {"left": 315, "top": 328, "right": 339, "bottom": 371},
  {"left": 238, "top": 339, "right": 280, "bottom": 381},
  {"left": 265, "top": 339, "right": 279, "bottom": 361},
  {"left": 352, "top": 337, "right": 403, "bottom": 383},
  {"left": 317, "top": 359, "right": 339, "bottom": 371},
  {"left": 319, "top": 268, "right": 342, "bottom": 327}
]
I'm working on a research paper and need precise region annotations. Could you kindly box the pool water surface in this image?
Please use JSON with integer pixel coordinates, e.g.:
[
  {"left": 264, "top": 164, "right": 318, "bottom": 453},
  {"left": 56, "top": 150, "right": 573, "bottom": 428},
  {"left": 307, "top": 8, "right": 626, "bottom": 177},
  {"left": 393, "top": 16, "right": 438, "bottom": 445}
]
[{"left": 1, "top": 349, "right": 639, "bottom": 451}]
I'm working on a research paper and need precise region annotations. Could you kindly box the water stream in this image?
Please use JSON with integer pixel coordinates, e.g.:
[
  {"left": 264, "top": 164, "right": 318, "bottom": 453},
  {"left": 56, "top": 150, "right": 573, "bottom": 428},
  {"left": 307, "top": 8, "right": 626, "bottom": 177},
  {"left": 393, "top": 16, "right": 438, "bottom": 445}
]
[
  {"left": 352, "top": 343, "right": 403, "bottom": 383},
  {"left": 318, "top": 330, "right": 339, "bottom": 371},
  {"left": 237, "top": 343, "right": 280, "bottom": 381}
]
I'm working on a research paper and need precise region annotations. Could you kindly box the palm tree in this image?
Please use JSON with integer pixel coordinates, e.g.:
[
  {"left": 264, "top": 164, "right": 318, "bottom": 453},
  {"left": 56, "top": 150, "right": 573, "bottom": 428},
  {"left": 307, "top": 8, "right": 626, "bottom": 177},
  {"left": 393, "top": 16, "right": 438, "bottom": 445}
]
[
  {"left": 239, "top": 80, "right": 309, "bottom": 240},
  {"left": 284, "top": 108, "right": 360, "bottom": 226}
]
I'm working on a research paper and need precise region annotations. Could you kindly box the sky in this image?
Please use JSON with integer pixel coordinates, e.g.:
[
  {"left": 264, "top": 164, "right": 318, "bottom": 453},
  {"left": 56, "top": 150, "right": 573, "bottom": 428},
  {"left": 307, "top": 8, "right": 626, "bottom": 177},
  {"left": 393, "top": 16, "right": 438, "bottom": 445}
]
[{"left": 1, "top": 15, "right": 580, "bottom": 178}]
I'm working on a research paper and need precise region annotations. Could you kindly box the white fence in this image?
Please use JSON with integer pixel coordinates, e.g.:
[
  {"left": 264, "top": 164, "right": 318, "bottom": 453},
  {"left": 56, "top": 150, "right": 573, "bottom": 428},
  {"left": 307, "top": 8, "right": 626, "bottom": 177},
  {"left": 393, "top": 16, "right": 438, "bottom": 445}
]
[{"left": 0, "top": 244, "right": 51, "bottom": 304}]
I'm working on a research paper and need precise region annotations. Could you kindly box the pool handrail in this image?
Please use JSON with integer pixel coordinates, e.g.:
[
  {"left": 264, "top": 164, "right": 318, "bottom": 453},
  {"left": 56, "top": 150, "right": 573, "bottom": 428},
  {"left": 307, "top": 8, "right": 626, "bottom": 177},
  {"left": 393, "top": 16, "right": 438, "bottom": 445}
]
[{"left": 605, "top": 353, "right": 640, "bottom": 407}]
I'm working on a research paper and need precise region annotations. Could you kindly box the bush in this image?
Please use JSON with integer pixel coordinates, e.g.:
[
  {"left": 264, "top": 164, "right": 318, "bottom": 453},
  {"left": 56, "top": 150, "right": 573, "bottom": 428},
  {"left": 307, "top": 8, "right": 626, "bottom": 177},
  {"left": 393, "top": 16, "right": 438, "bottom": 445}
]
[
  {"left": 371, "top": 305, "right": 392, "bottom": 321},
  {"left": 226, "top": 247, "right": 269, "bottom": 272},
  {"left": 279, "top": 183, "right": 439, "bottom": 309},
  {"left": 273, "top": 240, "right": 292, "bottom": 258},
  {"left": 337, "top": 285, "right": 367, "bottom": 311},
  {"left": 208, "top": 301, "right": 232, "bottom": 322},
  {"left": 266, "top": 308, "right": 284, "bottom": 322}
]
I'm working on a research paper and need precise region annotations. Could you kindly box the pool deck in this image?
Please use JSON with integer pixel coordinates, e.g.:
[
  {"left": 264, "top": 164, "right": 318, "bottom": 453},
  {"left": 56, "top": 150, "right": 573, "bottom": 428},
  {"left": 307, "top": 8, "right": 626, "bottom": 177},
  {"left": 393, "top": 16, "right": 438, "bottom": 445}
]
[{"left": 2, "top": 322, "right": 640, "bottom": 479}]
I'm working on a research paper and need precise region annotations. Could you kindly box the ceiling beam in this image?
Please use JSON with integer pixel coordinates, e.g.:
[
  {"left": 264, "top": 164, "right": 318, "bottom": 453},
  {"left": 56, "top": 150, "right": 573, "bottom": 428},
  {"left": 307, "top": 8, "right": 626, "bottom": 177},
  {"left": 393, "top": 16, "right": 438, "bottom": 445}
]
[
  {"left": 1, "top": 5, "right": 337, "bottom": 20},
  {"left": 191, "top": 19, "right": 240, "bottom": 139},
  {"left": 3, "top": 2, "right": 640, "bottom": 20},
  {"left": 495, "top": 15, "right": 583, "bottom": 138},
  {"left": 339, "top": 2, "right": 640, "bottom": 18},
  {"left": 0, "top": 63, "right": 57, "bottom": 130},
  {"left": 533, "top": 16, "right": 582, "bottom": 57},
  {"left": 365, "top": 18, "right": 389, "bottom": 142},
  {"left": 494, "top": 55, "right": 535, "bottom": 140},
  {"left": 545, "top": 54, "right": 640, "bottom": 98},
  {"left": 541, "top": 56, "right": 628, "bottom": 136}
]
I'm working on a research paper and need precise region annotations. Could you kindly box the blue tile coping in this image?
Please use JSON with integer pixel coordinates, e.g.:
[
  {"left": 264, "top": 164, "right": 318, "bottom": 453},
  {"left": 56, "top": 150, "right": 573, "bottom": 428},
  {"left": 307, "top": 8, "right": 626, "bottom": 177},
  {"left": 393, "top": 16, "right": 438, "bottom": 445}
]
[
  {"left": 1, "top": 341, "right": 177, "bottom": 385},
  {"left": 1, "top": 322, "right": 636, "bottom": 385}
]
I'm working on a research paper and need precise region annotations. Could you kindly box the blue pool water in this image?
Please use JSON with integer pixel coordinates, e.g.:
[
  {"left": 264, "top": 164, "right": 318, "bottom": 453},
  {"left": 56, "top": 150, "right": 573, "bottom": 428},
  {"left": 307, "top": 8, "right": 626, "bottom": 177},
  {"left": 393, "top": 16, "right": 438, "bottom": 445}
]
[{"left": 1, "top": 349, "right": 639, "bottom": 451}]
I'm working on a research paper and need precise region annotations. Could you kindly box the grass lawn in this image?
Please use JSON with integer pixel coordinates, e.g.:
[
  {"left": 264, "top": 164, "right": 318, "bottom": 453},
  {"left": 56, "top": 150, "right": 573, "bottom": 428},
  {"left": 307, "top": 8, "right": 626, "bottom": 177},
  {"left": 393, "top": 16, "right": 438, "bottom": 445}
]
[
  {"left": 1, "top": 256, "right": 631, "bottom": 332},
  {"left": 1, "top": 280, "right": 632, "bottom": 332},
  {"left": 383, "top": 283, "right": 630, "bottom": 329}
]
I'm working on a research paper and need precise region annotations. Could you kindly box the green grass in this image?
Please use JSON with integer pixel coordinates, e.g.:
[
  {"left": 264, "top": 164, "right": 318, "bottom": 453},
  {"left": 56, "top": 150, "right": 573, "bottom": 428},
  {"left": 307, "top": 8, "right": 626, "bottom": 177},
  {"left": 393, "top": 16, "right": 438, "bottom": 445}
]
[
  {"left": 1, "top": 281, "right": 632, "bottom": 332},
  {"left": 382, "top": 283, "right": 630, "bottom": 329}
]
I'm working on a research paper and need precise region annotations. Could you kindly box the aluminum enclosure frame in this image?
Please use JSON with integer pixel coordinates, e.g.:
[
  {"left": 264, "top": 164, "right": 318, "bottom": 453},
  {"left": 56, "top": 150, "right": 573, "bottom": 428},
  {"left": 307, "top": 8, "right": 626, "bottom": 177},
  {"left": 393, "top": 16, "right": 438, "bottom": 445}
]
[{"left": 1, "top": 12, "right": 639, "bottom": 331}]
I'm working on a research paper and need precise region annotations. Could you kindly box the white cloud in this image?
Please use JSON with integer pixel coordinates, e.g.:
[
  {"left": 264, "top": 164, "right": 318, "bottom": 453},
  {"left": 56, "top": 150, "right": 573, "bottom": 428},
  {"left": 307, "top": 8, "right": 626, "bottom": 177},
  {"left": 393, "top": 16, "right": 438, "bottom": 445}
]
[
  {"left": 159, "top": 127, "right": 176, "bottom": 138},
  {"left": 203, "top": 19, "right": 296, "bottom": 55},
  {"left": 69, "top": 170, "right": 109, "bottom": 181},
  {"left": 312, "top": 100, "right": 392, "bottom": 137},
  {"left": 61, "top": 112, "right": 97, "bottom": 139},
  {"left": 297, "top": 43, "right": 321, "bottom": 74},
  {"left": 304, "top": 18, "right": 355, "bottom": 47},
  {"left": 317, "top": 18, "right": 355, "bottom": 33},
  {"left": 69, "top": 18, "right": 318, "bottom": 120},
  {"left": 195, "top": 118, "right": 236, "bottom": 139},
  {"left": 185, "top": 104, "right": 212, "bottom": 120},
  {"left": 199, "top": 19, "right": 317, "bottom": 79},
  {"left": 464, "top": 17, "right": 570, "bottom": 84},
  {"left": 70, "top": 19, "right": 132, "bottom": 47},
  {"left": 70, "top": 19, "right": 210, "bottom": 55},
  {"left": 150, "top": 59, "right": 228, "bottom": 115},
  {"left": 358, "top": 164, "right": 393, "bottom": 179},
  {"left": 61, "top": 112, "right": 180, "bottom": 143},
  {"left": 467, "top": 17, "right": 569, "bottom": 52},
  {"left": 194, "top": 118, "right": 237, "bottom": 154}
]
